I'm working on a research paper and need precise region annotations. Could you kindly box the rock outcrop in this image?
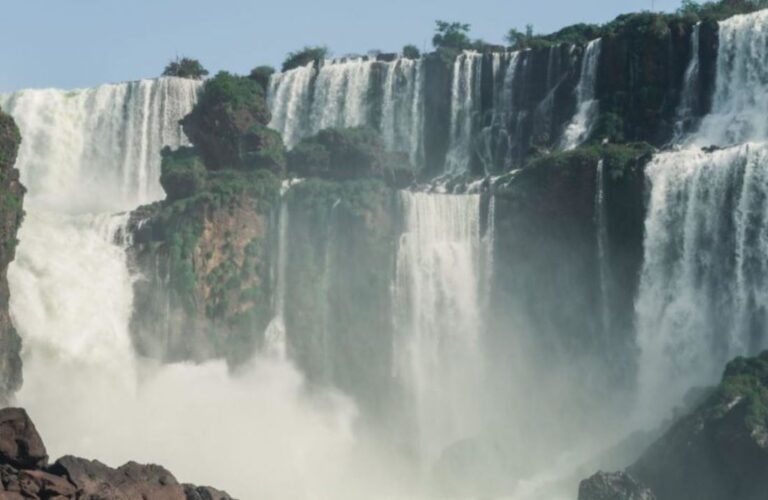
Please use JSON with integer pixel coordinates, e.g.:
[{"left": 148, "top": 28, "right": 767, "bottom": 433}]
[
  {"left": 578, "top": 471, "right": 656, "bottom": 500},
  {"left": 0, "top": 408, "right": 234, "bottom": 500},
  {"left": 0, "top": 108, "right": 24, "bottom": 403},
  {"left": 579, "top": 351, "right": 768, "bottom": 500}
]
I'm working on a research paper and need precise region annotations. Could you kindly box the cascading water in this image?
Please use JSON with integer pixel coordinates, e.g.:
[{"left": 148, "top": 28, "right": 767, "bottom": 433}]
[
  {"left": 594, "top": 160, "right": 610, "bottom": 338},
  {"left": 268, "top": 57, "right": 425, "bottom": 166},
  {"left": 692, "top": 10, "right": 768, "bottom": 146},
  {"left": 393, "top": 191, "right": 485, "bottom": 464},
  {"left": 380, "top": 58, "right": 425, "bottom": 167},
  {"left": 561, "top": 39, "right": 602, "bottom": 150},
  {"left": 673, "top": 24, "right": 701, "bottom": 141},
  {"left": 445, "top": 52, "right": 482, "bottom": 174},
  {"left": 0, "top": 76, "right": 200, "bottom": 435},
  {"left": 636, "top": 10, "right": 768, "bottom": 420}
]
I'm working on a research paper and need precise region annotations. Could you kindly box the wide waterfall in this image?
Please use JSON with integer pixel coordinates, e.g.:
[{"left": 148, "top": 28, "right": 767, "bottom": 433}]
[
  {"left": 561, "top": 39, "right": 602, "bottom": 150},
  {"left": 636, "top": 10, "right": 768, "bottom": 419},
  {"left": 393, "top": 192, "right": 486, "bottom": 463},
  {"left": 268, "top": 57, "right": 425, "bottom": 166}
]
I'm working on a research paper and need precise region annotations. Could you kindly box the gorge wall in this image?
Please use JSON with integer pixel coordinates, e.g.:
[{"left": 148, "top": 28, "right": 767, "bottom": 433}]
[{"left": 0, "top": 108, "right": 24, "bottom": 403}]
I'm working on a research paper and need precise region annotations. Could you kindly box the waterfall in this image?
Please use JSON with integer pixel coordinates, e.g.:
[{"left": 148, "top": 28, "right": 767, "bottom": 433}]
[
  {"left": 264, "top": 184, "right": 293, "bottom": 359},
  {"left": 380, "top": 58, "right": 425, "bottom": 167},
  {"left": 636, "top": 10, "right": 768, "bottom": 419},
  {"left": 561, "top": 39, "right": 602, "bottom": 150},
  {"left": 267, "top": 62, "right": 316, "bottom": 150},
  {"left": 673, "top": 24, "right": 701, "bottom": 141},
  {"left": 1, "top": 78, "right": 199, "bottom": 211},
  {"left": 693, "top": 10, "right": 768, "bottom": 146},
  {"left": 594, "top": 160, "right": 610, "bottom": 338},
  {"left": 268, "top": 57, "right": 425, "bottom": 166},
  {"left": 393, "top": 192, "right": 484, "bottom": 463},
  {"left": 0, "top": 76, "right": 200, "bottom": 455},
  {"left": 445, "top": 52, "right": 482, "bottom": 174},
  {"left": 637, "top": 145, "right": 768, "bottom": 415}
]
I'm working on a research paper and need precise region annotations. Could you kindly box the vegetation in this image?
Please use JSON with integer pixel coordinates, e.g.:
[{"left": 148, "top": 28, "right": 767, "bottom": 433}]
[
  {"left": 282, "top": 46, "right": 329, "bottom": 72},
  {"left": 676, "top": 0, "right": 768, "bottom": 21},
  {"left": 162, "top": 57, "right": 209, "bottom": 80},
  {"left": 432, "top": 21, "right": 473, "bottom": 51},
  {"left": 181, "top": 71, "right": 274, "bottom": 169},
  {"left": 286, "top": 127, "right": 413, "bottom": 187},
  {"left": 248, "top": 65, "right": 275, "bottom": 90},
  {"left": 402, "top": 44, "right": 421, "bottom": 59},
  {"left": 718, "top": 351, "right": 768, "bottom": 430},
  {"left": 159, "top": 147, "right": 207, "bottom": 202}
]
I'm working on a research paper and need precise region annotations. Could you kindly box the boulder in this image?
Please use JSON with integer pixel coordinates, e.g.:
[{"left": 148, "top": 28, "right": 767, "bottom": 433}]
[
  {"left": 578, "top": 471, "right": 656, "bottom": 500},
  {"left": 183, "top": 484, "right": 235, "bottom": 500},
  {"left": 0, "top": 408, "right": 47, "bottom": 469},
  {"left": 51, "top": 456, "right": 185, "bottom": 500}
]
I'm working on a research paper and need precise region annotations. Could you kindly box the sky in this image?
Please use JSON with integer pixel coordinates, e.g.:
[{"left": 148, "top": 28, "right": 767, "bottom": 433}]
[{"left": 0, "top": 0, "right": 681, "bottom": 92}]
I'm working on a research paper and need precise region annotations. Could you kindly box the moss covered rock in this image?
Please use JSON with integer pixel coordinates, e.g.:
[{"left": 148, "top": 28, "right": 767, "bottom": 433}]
[
  {"left": 181, "top": 72, "right": 272, "bottom": 170},
  {"left": 0, "top": 108, "right": 24, "bottom": 402}
]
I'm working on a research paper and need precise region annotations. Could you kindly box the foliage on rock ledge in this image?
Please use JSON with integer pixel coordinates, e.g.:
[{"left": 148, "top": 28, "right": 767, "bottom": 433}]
[
  {"left": 286, "top": 127, "right": 413, "bottom": 188},
  {"left": 181, "top": 71, "right": 283, "bottom": 171},
  {"left": 281, "top": 46, "right": 329, "bottom": 72}
]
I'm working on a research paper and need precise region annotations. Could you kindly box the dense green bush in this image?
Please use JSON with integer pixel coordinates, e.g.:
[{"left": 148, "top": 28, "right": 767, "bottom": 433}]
[
  {"left": 181, "top": 71, "right": 270, "bottom": 169},
  {"left": 159, "top": 147, "right": 207, "bottom": 202},
  {"left": 162, "top": 57, "right": 209, "bottom": 80},
  {"left": 287, "top": 127, "right": 413, "bottom": 187},
  {"left": 282, "top": 46, "right": 329, "bottom": 72},
  {"left": 402, "top": 44, "right": 421, "bottom": 59},
  {"left": 249, "top": 65, "right": 275, "bottom": 90},
  {"left": 240, "top": 124, "right": 286, "bottom": 174},
  {"left": 432, "top": 21, "right": 472, "bottom": 50}
]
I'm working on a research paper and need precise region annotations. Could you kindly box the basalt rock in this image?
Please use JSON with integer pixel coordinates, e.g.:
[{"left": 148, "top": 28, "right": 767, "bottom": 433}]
[
  {"left": 0, "top": 408, "right": 235, "bottom": 500},
  {"left": 0, "top": 408, "right": 47, "bottom": 469},
  {"left": 0, "top": 108, "right": 24, "bottom": 403}
]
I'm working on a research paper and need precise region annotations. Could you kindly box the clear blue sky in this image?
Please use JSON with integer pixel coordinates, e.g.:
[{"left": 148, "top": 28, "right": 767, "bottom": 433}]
[{"left": 0, "top": 0, "right": 681, "bottom": 92}]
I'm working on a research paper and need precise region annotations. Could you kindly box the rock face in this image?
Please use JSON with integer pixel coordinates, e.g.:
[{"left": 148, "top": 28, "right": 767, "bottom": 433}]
[
  {"left": 578, "top": 471, "right": 656, "bottom": 500},
  {"left": 628, "top": 351, "right": 768, "bottom": 500},
  {"left": 0, "top": 408, "right": 47, "bottom": 469},
  {"left": 0, "top": 108, "right": 24, "bottom": 403},
  {"left": 0, "top": 408, "right": 235, "bottom": 500},
  {"left": 129, "top": 173, "right": 280, "bottom": 364},
  {"left": 579, "top": 351, "right": 768, "bottom": 500}
]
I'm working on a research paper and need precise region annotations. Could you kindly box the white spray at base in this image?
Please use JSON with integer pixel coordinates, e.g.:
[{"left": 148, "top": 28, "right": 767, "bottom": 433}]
[{"left": 1, "top": 79, "right": 419, "bottom": 500}]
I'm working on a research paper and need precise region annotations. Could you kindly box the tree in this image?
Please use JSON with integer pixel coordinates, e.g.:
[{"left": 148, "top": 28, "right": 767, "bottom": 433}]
[
  {"left": 402, "top": 44, "right": 421, "bottom": 59},
  {"left": 432, "top": 21, "right": 472, "bottom": 50},
  {"left": 162, "top": 57, "right": 209, "bottom": 80},
  {"left": 505, "top": 24, "right": 536, "bottom": 49},
  {"left": 249, "top": 65, "right": 275, "bottom": 90},
  {"left": 281, "top": 46, "right": 329, "bottom": 72}
]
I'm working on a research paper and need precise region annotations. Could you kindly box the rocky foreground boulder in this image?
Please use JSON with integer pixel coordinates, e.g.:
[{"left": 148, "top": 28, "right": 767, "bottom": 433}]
[
  {"left": 0, "top": 408, "right": 235, "bottom": 500},
  {"left": 580, "top": 351, "right": 768, "bottom": 500}
]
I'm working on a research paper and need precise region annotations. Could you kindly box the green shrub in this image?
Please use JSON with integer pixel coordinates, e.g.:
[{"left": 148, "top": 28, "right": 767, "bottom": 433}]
[
  {"left": 432, "top": 21, "right": 472, "bottom": 50},
  {"left": 181, "top": 71, "right": 270, "bottom": 169},
  {"left": 402, "top": 44, "right": 421, "bottom": 59},
  {"left": 286, "top": 127, "right": 413, "bottom": 187},
  {"left": 282, "top": 46, "right": 329, "bottom": 72},
  {"left": 162, "top": 57, "right": 209, "bottom": 80},
  {"left": 249, "top": 65, "right": 275, "bottom": 90},
  {"left": 160, "top": 147, "right": 207, "bottom": 202}
]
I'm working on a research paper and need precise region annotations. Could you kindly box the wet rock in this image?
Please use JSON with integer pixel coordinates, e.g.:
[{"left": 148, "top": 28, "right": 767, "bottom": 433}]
[
  {"left": 578, "top": 471, "right": 656, "bottom": 500},
  {"left": 0, "top": 408, "right": 47, "bottom": 469}
]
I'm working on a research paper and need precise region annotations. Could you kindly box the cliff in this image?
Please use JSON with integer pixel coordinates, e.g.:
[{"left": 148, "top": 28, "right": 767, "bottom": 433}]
[{"left": 0, "top": 108, "right": 24, "bottom": 403}]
